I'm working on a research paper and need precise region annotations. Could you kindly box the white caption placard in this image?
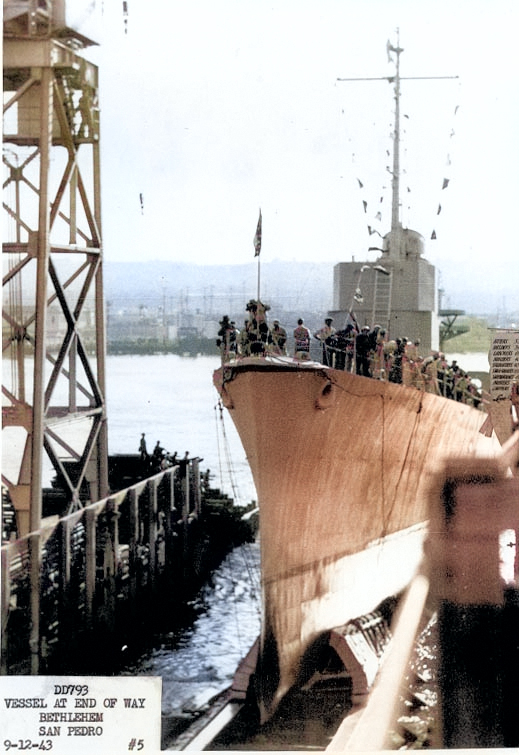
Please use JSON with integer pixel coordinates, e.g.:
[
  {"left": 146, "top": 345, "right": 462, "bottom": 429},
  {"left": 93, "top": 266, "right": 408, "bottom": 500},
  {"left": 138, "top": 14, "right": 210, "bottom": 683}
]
[
  {"left": 489, "top": 330, "right": 519, "bottom": 400},
  {"left": 0, "top": 677, "right": 161, "bottom": 755}
]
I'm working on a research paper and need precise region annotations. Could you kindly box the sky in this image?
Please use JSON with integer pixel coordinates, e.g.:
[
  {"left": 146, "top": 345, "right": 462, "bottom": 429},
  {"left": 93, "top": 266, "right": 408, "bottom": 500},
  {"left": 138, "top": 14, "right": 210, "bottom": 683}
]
[{"left": 85, "top": 0, "right": 519, "bottom": 307}]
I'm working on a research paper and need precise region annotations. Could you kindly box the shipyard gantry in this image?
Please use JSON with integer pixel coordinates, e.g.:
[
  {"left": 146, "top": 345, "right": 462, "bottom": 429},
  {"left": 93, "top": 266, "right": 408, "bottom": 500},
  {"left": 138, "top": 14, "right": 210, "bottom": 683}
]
[{"left": 3, "top": 1, "right": 108, "bottom": 538}]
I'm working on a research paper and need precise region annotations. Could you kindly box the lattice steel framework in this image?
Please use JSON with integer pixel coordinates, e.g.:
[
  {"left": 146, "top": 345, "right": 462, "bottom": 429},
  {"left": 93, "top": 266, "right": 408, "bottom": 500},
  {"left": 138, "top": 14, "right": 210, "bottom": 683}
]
[{"left": 3, "top": 4, "right": 108, "bottom": 537}]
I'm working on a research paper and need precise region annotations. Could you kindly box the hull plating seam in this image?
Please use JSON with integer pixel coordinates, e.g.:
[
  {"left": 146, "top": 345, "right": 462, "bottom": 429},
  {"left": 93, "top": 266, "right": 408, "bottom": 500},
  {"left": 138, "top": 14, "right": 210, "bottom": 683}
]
[{"left": 259, "top": 520, "right": 429, "bottom": 586}]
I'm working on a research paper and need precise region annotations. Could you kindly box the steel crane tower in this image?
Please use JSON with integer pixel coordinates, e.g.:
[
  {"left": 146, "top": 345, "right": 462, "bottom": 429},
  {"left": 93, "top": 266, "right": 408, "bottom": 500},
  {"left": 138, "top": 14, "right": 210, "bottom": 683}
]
[{"left": 3, "top": 1, "right": 108, "bottom": 537}]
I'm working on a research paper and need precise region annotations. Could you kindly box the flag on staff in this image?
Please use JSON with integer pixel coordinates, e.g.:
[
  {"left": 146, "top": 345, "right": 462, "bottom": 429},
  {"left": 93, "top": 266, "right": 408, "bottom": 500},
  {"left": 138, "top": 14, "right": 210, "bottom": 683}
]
[{"left": 253, "top": 210, "right": 262, "bottom": 256}]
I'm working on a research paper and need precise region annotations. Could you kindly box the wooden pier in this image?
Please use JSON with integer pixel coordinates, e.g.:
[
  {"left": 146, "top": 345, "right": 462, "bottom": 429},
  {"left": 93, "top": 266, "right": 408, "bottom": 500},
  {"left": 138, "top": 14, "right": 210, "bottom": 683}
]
[{"left": 1, "top": 458, "right": 255, "bottom": 676}]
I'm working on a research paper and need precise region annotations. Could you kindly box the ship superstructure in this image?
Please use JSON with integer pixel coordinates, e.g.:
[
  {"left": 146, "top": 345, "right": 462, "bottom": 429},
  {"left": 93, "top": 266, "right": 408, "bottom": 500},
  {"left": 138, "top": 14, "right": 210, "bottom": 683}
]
[{"left": 330, "top": 37, "right": 456, "bottom": 352}]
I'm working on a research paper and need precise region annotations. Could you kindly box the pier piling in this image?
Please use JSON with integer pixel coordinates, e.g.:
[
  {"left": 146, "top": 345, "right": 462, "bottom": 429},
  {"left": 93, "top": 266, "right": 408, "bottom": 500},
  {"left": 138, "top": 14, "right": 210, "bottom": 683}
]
[{"left": 1, "top": 459, "right": 255, "bottom": 676}]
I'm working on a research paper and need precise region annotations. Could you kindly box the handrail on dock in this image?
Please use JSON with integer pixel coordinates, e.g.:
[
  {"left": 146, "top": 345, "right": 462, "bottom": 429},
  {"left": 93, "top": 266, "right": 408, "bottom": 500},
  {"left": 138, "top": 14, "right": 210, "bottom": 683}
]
[{"left": 1, "top": 459, "right": 205, "bottom": 676}]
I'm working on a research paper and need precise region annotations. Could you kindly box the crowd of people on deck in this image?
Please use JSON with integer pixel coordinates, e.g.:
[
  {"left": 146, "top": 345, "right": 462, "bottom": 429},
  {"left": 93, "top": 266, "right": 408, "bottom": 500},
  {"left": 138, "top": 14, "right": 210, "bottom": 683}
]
[
  {"left": 216, "top": 301, "right": 483, "bottom": 406},
  {"left": 216, "top": 300, "right": 289, "bottom": 358},
  {"left": 313, "top": 316, "right": 483, "bottom": 406}
]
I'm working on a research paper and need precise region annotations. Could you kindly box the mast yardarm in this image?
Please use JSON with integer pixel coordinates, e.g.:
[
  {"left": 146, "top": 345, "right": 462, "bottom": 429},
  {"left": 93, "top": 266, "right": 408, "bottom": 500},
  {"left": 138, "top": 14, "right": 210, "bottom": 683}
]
[{"left": 337, "top": 32, "right": 458, "bottom": 256}]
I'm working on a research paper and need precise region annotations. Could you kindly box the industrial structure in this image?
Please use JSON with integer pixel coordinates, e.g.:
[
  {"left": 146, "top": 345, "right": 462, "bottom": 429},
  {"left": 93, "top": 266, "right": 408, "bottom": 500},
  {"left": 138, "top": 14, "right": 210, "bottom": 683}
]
[
  {"left": 2, "top": 0, "right": 107, "bottom": 538},
  {"left": 331, "top": 233, "right": 439, "bottom": 353}
]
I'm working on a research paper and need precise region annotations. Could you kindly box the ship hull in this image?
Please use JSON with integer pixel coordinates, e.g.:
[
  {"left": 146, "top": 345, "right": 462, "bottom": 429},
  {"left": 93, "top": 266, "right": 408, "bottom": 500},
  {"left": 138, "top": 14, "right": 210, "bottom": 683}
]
[{"left": 214, "top": 357, "right": 501, "bottom": 717}]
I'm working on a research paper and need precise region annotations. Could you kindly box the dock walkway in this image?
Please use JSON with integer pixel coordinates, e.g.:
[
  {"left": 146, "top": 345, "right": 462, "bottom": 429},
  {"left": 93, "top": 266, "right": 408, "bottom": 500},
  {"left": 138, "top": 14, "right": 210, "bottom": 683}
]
[{"left": 1, "top": 458, "right": 255, "bottom": 676}]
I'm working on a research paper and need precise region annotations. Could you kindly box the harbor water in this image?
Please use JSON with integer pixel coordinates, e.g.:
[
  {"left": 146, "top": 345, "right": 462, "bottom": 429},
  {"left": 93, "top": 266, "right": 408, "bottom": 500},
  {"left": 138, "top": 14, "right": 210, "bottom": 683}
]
[
  {"left": 105, "top": 354, "right": 258, "bottom": 508},
  {"left": 120, "top": 540, "right": 261, "bottom": 717},
  {"left": 108, "top": 354, "right": 261, "bottom": 716},
  {"left": 106, "top": 351, "right": 489, "bottom": 718},
  {"left": 104, "top": 354, "right": 261, "bottom": 716},
  {"left": 2, "top": 353, "right": 261, "bottom": 715},
  {"left": 3, "top": 351, "right": 491, "bottom": 719}
]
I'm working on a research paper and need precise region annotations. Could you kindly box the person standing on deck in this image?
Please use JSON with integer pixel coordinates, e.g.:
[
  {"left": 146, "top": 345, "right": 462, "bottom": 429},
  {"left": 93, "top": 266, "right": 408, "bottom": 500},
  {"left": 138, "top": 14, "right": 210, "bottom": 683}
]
[
  {"left": 294, "top": 318, "right": 311, "bottom": 360},
  {"left": 344, "top": 323, "right": 357, "bottom": 372},
  {"left": 270, "top": 319, "right": 287, "bottom": 355},
  {"left": 342, "top": 313, "right": 360, "bottom": 372},
  {"left": 388, "top": 338, "right": 406, "bottom": 383},
  {"left": 383, "top": 339, "right": 396, "bottom": 376},
  {"left": 404, "top": 339, "right": 421, "bottom": 388},
  {"left": 152, "top": 441, "right": 165, "bottom": 471},
  {"left": 246, "top": 299, "right": 270, "bottom": 355},
  {"left": 436, "top": 352, "right": 448, "bottom": 396},
  {"left": 371, "top": 326, "right": 386, "bottom": 379},
  {"left": 216, "top": 315, "right": 234, "bottom": 361},
  {"left": 330, "top": 321, "right": 357, "bottom": 371},
  {"left": 239, "top": 320, "right": 251, "bottom": 356},
  {"left": 314, "top": 318, "right": 336, "bottom": 366},
  {"left": 453, "top": 369, "right": 468, "bottom": 402},
  {"left": 330, "top": 326, "right": 347, "bottom": 370},
  {"left": 139, "top": 433, "right": 149, "bottom": 471},
  {"left": 355, "top": 325, "right": 373, "bottom": 377},
  {"left": 421, "top": 352, "right": 441, "bottom": 395},
  {"left": 229, "top": 321, "right": 239, "bottom": 355}
]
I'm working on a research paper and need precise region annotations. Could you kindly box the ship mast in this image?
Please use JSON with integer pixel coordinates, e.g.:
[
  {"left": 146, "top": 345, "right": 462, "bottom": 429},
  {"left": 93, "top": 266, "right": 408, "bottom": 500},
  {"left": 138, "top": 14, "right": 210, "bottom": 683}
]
[
  {"left": 390, "top": 35, "right": 403, "bottom": 233},
  {"left": 338, "top": 34, "right": 457, "bottom": 261}
]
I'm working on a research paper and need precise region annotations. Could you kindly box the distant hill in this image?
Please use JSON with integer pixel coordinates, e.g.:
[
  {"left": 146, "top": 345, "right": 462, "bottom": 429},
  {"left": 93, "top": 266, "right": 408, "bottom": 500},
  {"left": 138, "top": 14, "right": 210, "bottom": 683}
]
[
  {"left": 103, "top": 259, "right": 517, "bottom": 324},
  {"left": 104, "top": 259, "right": 335, "bottom": 315}
]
